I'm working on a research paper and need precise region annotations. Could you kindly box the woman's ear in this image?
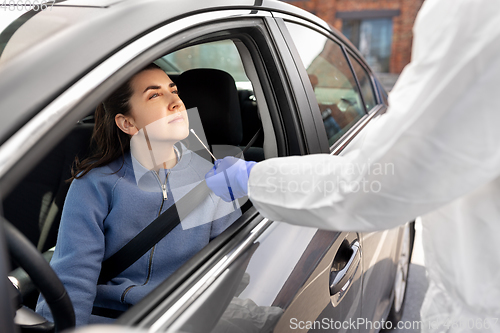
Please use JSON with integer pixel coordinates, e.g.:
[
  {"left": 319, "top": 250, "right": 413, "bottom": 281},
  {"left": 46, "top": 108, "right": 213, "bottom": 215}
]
[{"left": 115, "top": 114, "right": 138, "bottom": 135}]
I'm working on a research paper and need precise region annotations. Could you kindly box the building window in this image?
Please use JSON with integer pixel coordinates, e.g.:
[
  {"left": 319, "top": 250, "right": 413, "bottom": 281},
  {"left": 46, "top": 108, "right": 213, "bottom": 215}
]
[{"left": 342, "top": 18, "right": 393, "bottom": 73}]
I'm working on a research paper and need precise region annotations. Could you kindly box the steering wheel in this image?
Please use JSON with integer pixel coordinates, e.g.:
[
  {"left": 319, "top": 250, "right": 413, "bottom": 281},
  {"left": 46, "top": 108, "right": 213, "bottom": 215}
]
[{"left": 4, "top": 219, "right": 75, "bottom": 332}]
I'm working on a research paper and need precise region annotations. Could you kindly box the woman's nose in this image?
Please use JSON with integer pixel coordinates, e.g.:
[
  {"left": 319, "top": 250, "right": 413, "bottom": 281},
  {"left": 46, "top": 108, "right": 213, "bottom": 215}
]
[{"left": 169, "top": 94, "right": 184, "bottom": 112}]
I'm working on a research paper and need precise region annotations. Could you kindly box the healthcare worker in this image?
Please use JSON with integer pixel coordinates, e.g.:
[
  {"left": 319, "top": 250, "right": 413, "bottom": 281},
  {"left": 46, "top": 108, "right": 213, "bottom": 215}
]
[{"left": 205, "top": 0, "right": 500, "bottom": 332}]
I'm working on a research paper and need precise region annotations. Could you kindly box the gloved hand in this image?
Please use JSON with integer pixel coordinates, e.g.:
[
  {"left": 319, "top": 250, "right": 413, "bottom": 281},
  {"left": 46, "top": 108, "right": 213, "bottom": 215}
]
[{"left": 205, "top": 156, "right": 257, "bottom": 202}]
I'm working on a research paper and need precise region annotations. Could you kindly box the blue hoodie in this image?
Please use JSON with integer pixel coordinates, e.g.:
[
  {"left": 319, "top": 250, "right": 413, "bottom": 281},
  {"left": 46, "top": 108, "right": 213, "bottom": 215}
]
[{"left": 36, "top": 144, "right": 241, "bottom": 326}]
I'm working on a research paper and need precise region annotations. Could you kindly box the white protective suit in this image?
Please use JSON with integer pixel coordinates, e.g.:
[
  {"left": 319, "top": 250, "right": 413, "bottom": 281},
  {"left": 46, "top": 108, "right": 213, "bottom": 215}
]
[{"left": 248, "top": 0, "right": 500, "bottom": 332}]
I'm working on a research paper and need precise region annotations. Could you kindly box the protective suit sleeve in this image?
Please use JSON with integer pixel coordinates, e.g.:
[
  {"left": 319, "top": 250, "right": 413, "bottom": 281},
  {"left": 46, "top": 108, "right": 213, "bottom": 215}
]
[{"left": 248, "top": 0, "right": 500, "bottom": 231}]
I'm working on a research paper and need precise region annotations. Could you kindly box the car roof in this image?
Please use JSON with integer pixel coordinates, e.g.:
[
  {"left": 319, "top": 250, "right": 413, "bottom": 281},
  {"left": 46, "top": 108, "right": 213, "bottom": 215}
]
[{"left": 0, "top": 0, "right": 348, "bottom": 144}]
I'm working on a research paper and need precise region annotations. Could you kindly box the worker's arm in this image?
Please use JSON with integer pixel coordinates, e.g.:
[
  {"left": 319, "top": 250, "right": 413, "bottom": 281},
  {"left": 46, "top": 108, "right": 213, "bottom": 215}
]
[{"left": 246, "top": 0, "right": 500, "bottom": 231}]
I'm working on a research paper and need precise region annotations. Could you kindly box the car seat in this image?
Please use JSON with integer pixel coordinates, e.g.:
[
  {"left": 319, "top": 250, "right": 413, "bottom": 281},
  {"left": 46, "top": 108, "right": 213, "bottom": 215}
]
[
  {"left": 175, "top": 68, "right": 264, "bottom": 162},
  {"left": 2, "top": 123, "right": 94, "bottom": 254}
]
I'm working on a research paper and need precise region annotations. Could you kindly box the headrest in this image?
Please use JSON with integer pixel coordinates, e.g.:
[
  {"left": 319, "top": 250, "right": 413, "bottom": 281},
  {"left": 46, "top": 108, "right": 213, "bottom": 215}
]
[{"left": 176, "top": 68, "right": 242, "bottom": 146}]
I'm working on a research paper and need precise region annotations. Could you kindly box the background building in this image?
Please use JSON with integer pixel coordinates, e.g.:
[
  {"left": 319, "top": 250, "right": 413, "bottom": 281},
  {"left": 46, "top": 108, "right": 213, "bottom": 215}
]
[{"left": 284, "top": 0, "right": 425, "bottom": 90}]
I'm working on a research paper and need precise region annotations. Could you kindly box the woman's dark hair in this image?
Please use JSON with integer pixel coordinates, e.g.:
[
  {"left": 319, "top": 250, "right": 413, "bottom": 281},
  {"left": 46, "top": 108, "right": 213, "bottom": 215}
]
[{"left": 70, "top": 63, "right": 162, "bottom": 180}]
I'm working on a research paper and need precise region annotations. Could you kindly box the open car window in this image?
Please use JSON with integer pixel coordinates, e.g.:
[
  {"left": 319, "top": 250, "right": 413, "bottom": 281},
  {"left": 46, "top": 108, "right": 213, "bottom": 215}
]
[{"left": 4, "top": 34, "right": 270, "bottom": 325}]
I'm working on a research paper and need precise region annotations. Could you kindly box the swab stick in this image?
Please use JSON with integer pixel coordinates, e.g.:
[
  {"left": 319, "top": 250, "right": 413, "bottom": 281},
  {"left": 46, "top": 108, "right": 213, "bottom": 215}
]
[{"left": 190, "top": 129, "right": 217, "bottom": 161}]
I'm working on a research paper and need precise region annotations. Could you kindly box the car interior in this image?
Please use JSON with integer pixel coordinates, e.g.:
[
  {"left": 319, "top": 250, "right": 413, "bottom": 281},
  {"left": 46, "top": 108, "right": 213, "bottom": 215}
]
[{"left": 4, "top": 37, "right": 270, "bottom": 315}]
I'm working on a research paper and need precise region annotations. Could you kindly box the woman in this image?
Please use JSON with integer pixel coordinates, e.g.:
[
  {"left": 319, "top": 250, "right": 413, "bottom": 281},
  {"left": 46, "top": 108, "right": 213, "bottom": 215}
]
[{"left": 37, "top": 63, "right": 241, "bottom": 326}]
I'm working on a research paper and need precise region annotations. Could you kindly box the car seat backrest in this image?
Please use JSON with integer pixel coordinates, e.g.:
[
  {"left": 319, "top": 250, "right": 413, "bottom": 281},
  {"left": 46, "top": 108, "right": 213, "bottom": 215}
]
[
  {"left": 2, "top": 123, "right": 94, "bottom": 253},
  {"left": 176, "top": 68, "right": 243, "bottom": 146},
  {"left": 238, "top": 89, "right": 263, "bottom": 147},
  {"left": 37, "top": 123, "right": 94, "bottom": 252},
  {"left": 176, "top": 68, "right": 264, "bottom": 162},
  {"left": 168, "top": 73, "right": 179, "bottom": 84}
]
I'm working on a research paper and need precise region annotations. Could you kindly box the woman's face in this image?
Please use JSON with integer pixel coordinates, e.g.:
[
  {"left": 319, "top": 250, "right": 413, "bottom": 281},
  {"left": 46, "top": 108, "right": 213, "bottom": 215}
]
[{"left": 124, "top": 68, "right": 189, "bottom": 142}]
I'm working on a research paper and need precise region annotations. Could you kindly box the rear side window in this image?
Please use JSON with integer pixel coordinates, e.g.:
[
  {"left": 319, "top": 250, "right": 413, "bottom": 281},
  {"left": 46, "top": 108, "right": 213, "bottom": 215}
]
[
  {"left": 347, "top": 53, "right": 377, "bottom": 112},
  {"left": 284, "top": 21, "right": 366, "bottom": 146}
]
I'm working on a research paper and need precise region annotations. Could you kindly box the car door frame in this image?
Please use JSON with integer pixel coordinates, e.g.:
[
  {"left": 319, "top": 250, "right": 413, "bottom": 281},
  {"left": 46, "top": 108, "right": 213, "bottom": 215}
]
[{"left": 112, "top": 11, "right": 324, "bottom": 330}]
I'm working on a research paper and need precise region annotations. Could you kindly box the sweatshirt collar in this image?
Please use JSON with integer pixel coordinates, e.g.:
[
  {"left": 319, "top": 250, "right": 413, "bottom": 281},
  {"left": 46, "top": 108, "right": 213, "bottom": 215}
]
[{"left": 125, "top": 141, "right": 193, "bottom": 190}]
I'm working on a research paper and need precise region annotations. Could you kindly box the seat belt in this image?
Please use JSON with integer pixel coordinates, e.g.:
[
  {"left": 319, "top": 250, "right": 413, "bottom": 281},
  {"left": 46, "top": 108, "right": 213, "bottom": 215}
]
[
  {"left": 97, "top": 126, "right": 263, "bottom": 284},
  {"left": 97, "top": 181, "right": 210, "bottom": 285},
  {"left": 237, "top": 127, "right": 262, "bottom": 159},
  {"left": 92, "top": 127, "right": 263, "bottom": 318}
]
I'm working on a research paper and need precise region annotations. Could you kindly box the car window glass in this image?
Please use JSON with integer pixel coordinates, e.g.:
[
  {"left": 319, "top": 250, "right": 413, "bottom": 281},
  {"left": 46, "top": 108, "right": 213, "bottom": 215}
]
[
  {"left": 378, "top": 79, "right": 389, "bottom": 105},
  {"left": 159, "top": 40, "right": 252, "bottom": 90},
  {"left": 347, "top": 53, "right": 378, "bottom": 111},
  {"left": 284, "top": 21, "right": 366, "bottom": 146}
]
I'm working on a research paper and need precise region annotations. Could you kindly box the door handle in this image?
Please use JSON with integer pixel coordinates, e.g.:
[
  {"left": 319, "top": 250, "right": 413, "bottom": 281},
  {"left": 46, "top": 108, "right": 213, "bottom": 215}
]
[{"left": 329, "top": 240, "right": 360, "bottom": 295}]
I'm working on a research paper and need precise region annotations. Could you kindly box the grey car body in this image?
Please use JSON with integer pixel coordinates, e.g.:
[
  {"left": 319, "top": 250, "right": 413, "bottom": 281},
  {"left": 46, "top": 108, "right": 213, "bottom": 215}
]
[{"left": 0, "top": 1, "right": 412, "bottom": 332}]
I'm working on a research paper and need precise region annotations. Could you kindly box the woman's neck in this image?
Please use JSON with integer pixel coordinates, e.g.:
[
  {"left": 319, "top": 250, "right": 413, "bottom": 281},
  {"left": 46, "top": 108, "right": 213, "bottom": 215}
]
[{"left": 130, "top": 139, "right": 178, "bottom": 172}]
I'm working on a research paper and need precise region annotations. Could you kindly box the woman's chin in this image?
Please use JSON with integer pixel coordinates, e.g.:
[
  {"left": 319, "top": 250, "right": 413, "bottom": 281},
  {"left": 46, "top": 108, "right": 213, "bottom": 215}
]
[
  {"left": 177, "top": 126, "right": 190, "bottom": 141},
  {"left": 164, "top": 128, "right": 190, "bottom": 143}
]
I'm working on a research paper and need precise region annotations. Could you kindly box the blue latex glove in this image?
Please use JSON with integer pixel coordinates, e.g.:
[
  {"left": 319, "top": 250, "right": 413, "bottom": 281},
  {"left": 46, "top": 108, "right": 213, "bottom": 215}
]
[{"left": 205, "top": 156, "right": 257, "bottom": 202}]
